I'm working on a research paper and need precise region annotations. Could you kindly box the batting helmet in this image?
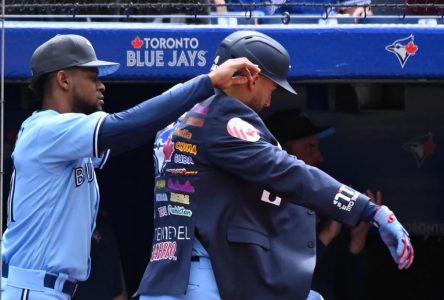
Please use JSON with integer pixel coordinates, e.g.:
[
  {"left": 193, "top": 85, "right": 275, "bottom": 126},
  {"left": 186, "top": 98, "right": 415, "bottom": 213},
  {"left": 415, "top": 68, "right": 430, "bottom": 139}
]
[{"left": 213, "top": 30, "right": 296, "bottom": 94}]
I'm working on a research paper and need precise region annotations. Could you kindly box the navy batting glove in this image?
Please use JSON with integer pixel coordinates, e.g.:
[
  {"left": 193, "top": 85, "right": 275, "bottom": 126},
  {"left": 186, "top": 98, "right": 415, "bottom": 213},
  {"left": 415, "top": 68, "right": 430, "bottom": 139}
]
[{"left": 373, "top": 205, "right": 414, "bottom": 269}]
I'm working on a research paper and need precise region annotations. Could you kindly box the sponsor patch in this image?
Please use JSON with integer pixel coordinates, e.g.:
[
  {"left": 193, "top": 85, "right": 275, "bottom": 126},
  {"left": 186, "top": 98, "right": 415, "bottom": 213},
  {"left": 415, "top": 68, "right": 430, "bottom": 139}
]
[
  {"left": 170, "top": 192, "right": 190, "bottom": 205},
  {"left": 192, "top": 103, "right": 210, "bottom": 115},
  {"left": 173, "top": 153, "right": 194, "bottom": 165},
  {"left": 227, "top": 117, "right": 261, "bottom": 142},
  {"left": 168, "top": 204, "right": 192, "bottom": 217},
  {"left": 333, "top": 185, "right": 359, "bottom": 211},
  {"left": 156, "top": 193, "right": 168, "bottom": 202},
  {"left": 186, "top": 116, "right": 205, "bottom": 127},
  {"left": 168, "top": 178, "right": 196, "bottom": 193},
  {"left": 175, "top": 141, "right": 198, "bottom": 155},
  {"left": 174, "top": 128, "right": 193, "bottom": 139},
  {"left": 150, "top": 241, "right": 177, "bottom": 261},
  {"left": 155, "top": 179, "right": 166, "bottom": 189},
  {"left": 166, "top": 168, "right": 198, "bottom": 175},
  {"left": 158, "top": 206, "right": 168, "bottom": 217},
  {"left": 154, "top": 225, "right": 191, "bottom": 241}
]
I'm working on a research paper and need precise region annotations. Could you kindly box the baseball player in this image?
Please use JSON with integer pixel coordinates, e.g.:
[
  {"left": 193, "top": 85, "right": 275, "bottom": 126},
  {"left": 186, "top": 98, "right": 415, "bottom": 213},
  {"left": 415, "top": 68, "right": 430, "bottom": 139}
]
[
  {"left": 135, "top": 30, "right": 414, "bottom": 300},
  {"left": 1, "top": 34, "right": 259, "bottom": 300}
]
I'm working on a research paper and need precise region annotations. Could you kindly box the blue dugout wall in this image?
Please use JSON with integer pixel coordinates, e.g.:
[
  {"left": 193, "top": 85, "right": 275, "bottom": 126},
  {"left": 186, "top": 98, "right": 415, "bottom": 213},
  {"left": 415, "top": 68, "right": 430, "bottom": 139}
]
[
  {"left": 4, "top": 21, "right": 444, "bottom": 81},
  {"left": 3, "top": 21, "right": 444, "bottom": 298}
]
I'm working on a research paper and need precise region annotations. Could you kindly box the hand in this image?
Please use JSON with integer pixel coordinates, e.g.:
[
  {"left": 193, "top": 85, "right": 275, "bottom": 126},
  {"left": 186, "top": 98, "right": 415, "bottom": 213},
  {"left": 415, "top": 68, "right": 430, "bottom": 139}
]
[
  {"left": 374, "top": 205, "right": 414, "bottom": 269},
  {"left": 318, "top": 219, "right": 342, "bottom": 246},
  {"left": 208, "top": 57, "right": 261, "bottom": 90},
  {"left": 349, "top": 189, "right": 382, "bottom": 254}
]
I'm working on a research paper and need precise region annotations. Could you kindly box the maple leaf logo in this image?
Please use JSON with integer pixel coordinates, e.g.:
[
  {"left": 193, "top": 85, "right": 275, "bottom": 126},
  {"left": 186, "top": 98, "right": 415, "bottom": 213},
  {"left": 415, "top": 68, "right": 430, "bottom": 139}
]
[
  {"left": 405, "top": 41, "right": 418, "bottom": 56},
  {"left": 131, "top": 36, "right": 144, "bottom": 49}
]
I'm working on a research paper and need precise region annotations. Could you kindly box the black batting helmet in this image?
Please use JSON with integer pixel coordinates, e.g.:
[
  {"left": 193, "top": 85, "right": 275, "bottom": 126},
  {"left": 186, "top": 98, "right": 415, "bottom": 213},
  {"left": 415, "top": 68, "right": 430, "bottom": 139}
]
[{"left": 212, "top": 30, "right": 296, "bottom": 94}]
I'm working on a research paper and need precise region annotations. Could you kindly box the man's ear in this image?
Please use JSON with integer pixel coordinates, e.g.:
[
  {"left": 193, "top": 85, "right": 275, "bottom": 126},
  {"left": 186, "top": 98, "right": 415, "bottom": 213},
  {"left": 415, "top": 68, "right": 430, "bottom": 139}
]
[
  {"left": 248, "top": 74, "right": 259, "bottom": 91},
  {"left": 55, "top": 70, "right": 70, "bottom": 91}
]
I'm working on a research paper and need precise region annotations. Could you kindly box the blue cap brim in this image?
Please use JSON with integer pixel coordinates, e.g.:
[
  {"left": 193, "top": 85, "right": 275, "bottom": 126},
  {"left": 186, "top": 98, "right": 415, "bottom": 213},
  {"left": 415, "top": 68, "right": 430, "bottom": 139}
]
[{"left": 79, "top": 60, "right": 120, "bottom": 77}]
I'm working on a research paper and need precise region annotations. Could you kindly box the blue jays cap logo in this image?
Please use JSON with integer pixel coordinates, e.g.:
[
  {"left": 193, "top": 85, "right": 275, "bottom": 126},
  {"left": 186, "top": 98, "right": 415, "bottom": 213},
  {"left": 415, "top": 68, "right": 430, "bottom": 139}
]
[
  {"left": 402, "top": 132, "right": 436, "bottom": 168},
  {"left": 385, "top": 35, "right": 419, "bottom": 68}
]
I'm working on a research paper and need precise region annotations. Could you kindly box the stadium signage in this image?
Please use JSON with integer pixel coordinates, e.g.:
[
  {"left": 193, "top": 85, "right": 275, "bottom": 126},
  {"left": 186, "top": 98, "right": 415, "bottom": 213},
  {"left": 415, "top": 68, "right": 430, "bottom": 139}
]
[{"left": 127, "top": 35, "right": 207, "bottom": 67}]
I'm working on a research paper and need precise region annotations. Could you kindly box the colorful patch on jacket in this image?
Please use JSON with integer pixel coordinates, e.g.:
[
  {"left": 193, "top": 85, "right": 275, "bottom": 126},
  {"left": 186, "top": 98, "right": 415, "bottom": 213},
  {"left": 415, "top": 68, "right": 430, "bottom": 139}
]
[
  {"left": 227, "top": 117, "right": 261, "bottom": 142},
  {"left": 154, "top": 124, "right": 176, "bottom": 175}
]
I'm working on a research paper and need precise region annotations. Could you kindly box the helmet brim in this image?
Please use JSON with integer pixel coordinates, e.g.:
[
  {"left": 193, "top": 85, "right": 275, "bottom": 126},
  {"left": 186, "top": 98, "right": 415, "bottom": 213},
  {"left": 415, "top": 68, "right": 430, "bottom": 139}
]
[
  {"left": 277, "top": 79, "right": 297, "bottom": 95},
  {"left": 263, "top": 74, "right": 297, "bottom": 95}
]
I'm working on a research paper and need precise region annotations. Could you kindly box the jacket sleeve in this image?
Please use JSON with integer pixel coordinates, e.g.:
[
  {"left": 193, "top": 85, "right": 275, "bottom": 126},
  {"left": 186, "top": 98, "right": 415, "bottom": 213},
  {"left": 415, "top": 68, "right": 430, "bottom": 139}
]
[
  {"left": 98, "top": 75, "right": 213, "bottom": 156},
  {"left": 204, "top": 99, "right": 369, "bottom": 227}
]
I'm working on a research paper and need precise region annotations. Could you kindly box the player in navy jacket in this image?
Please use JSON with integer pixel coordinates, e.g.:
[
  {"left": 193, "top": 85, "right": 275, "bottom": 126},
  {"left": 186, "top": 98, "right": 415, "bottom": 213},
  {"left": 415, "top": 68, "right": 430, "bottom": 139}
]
[{"left": 137, "top": 31, "right": 413, "bottom": 300}]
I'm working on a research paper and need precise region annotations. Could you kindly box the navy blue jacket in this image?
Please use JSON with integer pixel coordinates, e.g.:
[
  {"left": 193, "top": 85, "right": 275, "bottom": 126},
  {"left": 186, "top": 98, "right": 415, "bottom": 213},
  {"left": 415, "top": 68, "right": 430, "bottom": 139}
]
[{"left": 136, "top": 91, "right": 370, "bottom": 299}]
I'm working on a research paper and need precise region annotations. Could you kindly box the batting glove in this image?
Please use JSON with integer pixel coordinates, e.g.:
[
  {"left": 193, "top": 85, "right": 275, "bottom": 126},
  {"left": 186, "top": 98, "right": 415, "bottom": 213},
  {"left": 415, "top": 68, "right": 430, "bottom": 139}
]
[{"left": 373, "top": 205, "right": 414, "bottom": 269}]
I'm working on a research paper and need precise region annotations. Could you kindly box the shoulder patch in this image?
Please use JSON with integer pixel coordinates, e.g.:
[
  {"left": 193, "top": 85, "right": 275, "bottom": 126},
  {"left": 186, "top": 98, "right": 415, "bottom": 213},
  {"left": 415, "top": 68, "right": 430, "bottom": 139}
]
[{"left": 226, "top": 117, "right": 260, "bottom": 142}]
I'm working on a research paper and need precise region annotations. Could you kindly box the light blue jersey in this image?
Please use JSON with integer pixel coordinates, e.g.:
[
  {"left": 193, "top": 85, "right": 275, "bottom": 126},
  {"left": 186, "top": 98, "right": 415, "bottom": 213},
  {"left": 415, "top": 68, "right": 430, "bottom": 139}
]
[{"left": 3, "top": 109, "right": 110, "bottom": 281}]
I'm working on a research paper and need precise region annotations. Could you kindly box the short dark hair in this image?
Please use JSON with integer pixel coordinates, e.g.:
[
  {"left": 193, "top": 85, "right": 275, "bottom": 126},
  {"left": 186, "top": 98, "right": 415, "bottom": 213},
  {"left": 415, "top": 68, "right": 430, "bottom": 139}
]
[{"left": 28, "top": 72, "right": 55, "bottom": 103}]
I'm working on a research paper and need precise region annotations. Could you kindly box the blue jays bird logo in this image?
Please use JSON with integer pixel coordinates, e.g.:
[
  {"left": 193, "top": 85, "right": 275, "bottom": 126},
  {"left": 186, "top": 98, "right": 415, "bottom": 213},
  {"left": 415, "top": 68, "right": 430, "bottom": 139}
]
[
  {"left": 154, "top": 124, "right": 177, "bottom": 176},
  {"left": 385, "top": 35, "right": 419, "bottom": 68},
  {"left": 402, "top": 132, "right": 436, "bottom": 168}
]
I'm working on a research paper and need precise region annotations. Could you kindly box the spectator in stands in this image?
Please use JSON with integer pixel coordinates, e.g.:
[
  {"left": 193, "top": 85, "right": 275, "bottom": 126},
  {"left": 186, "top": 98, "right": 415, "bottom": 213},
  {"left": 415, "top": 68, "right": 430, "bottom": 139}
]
[
  {"left": 227, "top": 0, "right": 372, "bottom": 18},
  {"left": 266, "top": 109, "right": 381, "bottom": 300},
  {"left": 135, "top": 0, "right": 212, "bottom": 24}
]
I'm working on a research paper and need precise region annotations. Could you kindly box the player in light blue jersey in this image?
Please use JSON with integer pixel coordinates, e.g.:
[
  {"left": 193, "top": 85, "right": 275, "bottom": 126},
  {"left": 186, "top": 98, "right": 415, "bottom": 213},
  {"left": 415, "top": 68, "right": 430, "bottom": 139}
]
[{"left": 1, "top": 34, "right": 260, "bottom": 300}]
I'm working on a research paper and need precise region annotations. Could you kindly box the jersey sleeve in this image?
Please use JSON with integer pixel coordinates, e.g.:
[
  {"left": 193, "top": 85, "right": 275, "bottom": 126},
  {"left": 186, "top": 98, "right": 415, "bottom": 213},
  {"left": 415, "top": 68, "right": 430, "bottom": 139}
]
[
  {"left": 91, "top": 149, "right": 111, "bottom": 169},
  {"left": 36, "top": 111, "right": 108, "bottom": 164},
  {"left": 204, "top": 100, "right": 369, "bottom": 227}
]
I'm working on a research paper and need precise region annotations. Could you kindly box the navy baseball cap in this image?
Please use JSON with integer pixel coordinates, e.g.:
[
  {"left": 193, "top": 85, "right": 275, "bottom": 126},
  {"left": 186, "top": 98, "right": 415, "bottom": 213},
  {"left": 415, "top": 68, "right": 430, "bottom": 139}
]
[
  {"left": 265, "top": 109, "right": 334, "bottom": 144},
  {"left": 31, "top": 34, "right": 120, "bottom": 79}
]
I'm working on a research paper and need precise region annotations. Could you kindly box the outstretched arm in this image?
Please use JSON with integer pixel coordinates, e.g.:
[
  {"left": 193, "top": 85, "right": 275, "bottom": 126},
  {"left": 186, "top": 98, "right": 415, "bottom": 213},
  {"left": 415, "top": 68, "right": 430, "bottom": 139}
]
[
  {"left": 349, "top": 189, "right": 382, "bottom": 254},
  {"left": 97, "top": 58, "right": 260, "bottom": 156}
]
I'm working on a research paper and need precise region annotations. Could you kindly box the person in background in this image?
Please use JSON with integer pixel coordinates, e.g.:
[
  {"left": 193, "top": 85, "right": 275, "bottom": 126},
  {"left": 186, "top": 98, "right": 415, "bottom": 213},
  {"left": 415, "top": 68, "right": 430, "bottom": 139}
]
[
  {"left": 266, "top": 109, "right": 383, "bottom": 300},
  {"left": 227, "top": 0, "right": 372, "bottom": 20}
]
